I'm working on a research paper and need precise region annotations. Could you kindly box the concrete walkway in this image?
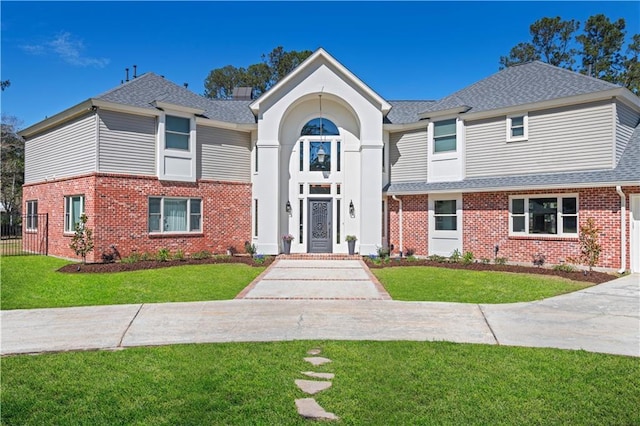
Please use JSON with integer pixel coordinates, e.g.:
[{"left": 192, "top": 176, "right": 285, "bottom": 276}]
[{"left": 1, "top": 261, "right": 638, "bottom": 357}]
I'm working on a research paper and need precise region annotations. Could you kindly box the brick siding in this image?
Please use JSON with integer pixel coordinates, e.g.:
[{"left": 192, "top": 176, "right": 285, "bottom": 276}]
[
  {"left": 23, "top": 173, "right": 252, "bottom": 263},
  {"left": 387, "top": 186, "right": 639, "bottom": 270}
]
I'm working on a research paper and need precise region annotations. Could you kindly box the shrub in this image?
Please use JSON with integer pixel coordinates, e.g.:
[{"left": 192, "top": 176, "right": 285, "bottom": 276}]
[
  {"left": 406, "top": 255, "right": 418, "bottom": 262},
  {"left": 405, "top": 248, "right": 415, "bottom": 257},
  {"left": 191, "top": 250, "right": 212, "bottom": 260},
  {"left": 579, "top": 217, "right": 601, "bottom": 272},
  {"left": 156, "top": 248, "right": 171, "bottom": 262},
  {"left": 139, "top": 252, "right": 154, "bottom": 261},
  {"left": 553, "top": 263, "right": 577, "bottom": 273},
  {"left": 462, "top": 251, "right": 474, "bottom": 265},
  {"left": 345, "top": 235, "right": 357, "bottom": 242},
  {"left": 494, "top": 257, "right": 508, "bottom": 265},
  {"left": 101, "top": 245, "right": 120, "bottom": 263},
  {"left": 172, "top": 249, "right": 185, "bottom": 261},
  {"left": 481, "top": 258, "right": 491, "bottom": 264},
  {"left": 449, "top": 249, "right": 462, "bottom": 263},
  {"left": 253, "top": 254, "right": 265, "bottom": 264},
  {"left": 532, "top": 253, "right": 546, "bottom": 268},
  {"left": 121, "top": 252, "right": 142, "bottom": 264},
  {"left": 377, "top": 246, "right": 390, "bottom": 259},
  {"left": 428, "top": 254, "right": 447, "bottom": 263},
  {"left": 69, "top": 214, "right": 94, "bottom": 264},
  {"left": 244, "top": 241, "right": 257, "bottom": 256}
]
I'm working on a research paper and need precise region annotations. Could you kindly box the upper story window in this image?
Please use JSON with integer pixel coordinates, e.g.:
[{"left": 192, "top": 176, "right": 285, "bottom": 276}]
[
  {"left": 64, "top": 195, "right": 84, "bottom": 233},
  {"left": 507, "top": 114, "right": 528, "bottom": 142},
  {"left": 510, "top": 195, "right": 577, "bottom": 236},
  {"left": 301, "top": 118, "right": 339, "bottom": 136},
  {"left": 26, "top": 200, "right": 38, "bottom": 231},
  {"left": 433, "top": 119, "right": 457, "bottom": 153},
  {"left": 149, "top": 197, "right": 201, "bottom": 233},
  {"left": 165, "top": 115, "right": 190, "bottom": 150}
]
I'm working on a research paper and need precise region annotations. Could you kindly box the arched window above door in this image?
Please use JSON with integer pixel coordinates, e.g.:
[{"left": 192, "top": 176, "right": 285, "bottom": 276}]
[{"left": 301, "top": 118, "right": 339, "bottom": 136}]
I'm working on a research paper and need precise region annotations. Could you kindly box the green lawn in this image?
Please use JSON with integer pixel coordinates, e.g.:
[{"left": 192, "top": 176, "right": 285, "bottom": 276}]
[
  {"left": 0, "top": 256, "right": 264, "bottom": 310},
  {"left": 373, "top": 266, "right": 592, "bottom": 303},
  {"left": 2, "top": 341, "right": 638, "bottom": 425}
]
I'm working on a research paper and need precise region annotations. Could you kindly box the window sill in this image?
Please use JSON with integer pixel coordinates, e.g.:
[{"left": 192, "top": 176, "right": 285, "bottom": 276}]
[
  {"left": 509, "top": 234, "right": 578, "bottom": 242},
  {"left": 506, "top": 138, "right": 528, "bottom": 144},
  {"left": 149, "top": 232, "right": 203, "bottom": 238}
]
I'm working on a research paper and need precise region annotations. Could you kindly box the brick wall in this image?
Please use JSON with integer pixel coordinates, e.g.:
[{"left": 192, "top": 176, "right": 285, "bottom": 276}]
[
  {"left": 23, "top": 173, "right": 252, "bottom": 262},
  {"left": 387, "top": 186, "right": 639, "bottom": 269},
  {"left": 388, "top": 194, "right": 428, "bottom": 256}
]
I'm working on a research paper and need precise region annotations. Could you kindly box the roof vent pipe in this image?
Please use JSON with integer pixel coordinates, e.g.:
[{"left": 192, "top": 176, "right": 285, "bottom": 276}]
[
  {"left": 125, "top": 68, "right": 129, "bottom": 82},
  {"left": 133, "top": 65, "right": 137, "bottom": 78},
  {"left": 616, "top": 186, "right": 627, "bottom": 274}
]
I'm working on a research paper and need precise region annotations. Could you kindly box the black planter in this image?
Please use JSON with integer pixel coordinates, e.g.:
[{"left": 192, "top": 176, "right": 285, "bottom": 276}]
[
  {"left": 347, "top": 240, "right": 356, "bottom": 255},
  {"left": 283, "top": 240, "right": 291, "bottom": 255}
]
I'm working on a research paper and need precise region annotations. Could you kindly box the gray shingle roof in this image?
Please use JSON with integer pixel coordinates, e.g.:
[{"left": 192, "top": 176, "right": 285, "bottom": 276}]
[
  {"left": 385, "top": 101, "right": 436, "bottom": 124},
  {"left": 419, "top": 61, "right": 621, "bottom": 116},
  {"left": 95, "top": 73, "right": 256, "bottom": 124},
  {"left": 385, "top": 124, "right": 640, "bottom": 194}
]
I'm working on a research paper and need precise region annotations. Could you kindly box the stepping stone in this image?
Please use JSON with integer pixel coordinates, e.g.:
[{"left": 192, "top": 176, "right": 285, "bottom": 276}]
[
  {"left": 295, "top": 398, "right": 339, "bottom": 421},
  {"left": 307, "top": 348, "right": 322, "bottom": 355},
  {"left": 304, "top": 356, "right": 332, "bottom": 366},
  {"left": 295, "top": 379, "right": 332, "bottom": 395},
  {"left": 302, "top": 371, "right": 335, "bottom": 380}
]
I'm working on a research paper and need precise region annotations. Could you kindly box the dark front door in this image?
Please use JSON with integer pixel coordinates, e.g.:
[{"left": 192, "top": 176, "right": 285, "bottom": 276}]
[{"left": 308, "top": 199, "right": 332, "bottom": 253}]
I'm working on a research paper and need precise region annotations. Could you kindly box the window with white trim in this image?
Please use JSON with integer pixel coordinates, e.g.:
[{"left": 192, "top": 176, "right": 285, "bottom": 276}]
[
  {"left": 165, "top": 116, "right": 190, "bottom": 150},
  {"left": 434, "top": 199, "right": 457, "bottom": 230},
  {"left": 433, "top": 119, "right": 457, "bottom": 153},
  {"left": 64, "top": 195, "right": 84, "bottom": 233},
  {"left": 158, "top": 113, "right": 196, "bottom": 182},
  {"left": 148, "top": 197, "right": 201, "bottom": 233},
  {"left": 507, "top": 114, "right": 528, "bottom": 141},
  {"left": 26, "top": 200, "right": 38, "bottom": 231},
  {"left": 510, "top": 195, "right": 578, "bottom": 236}
]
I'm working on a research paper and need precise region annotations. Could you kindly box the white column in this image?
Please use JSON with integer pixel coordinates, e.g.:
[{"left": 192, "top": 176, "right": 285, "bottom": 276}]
[
  {"left": 359, "top": 142, "right": 383, "bottom": 255},
  {"left": 254, "top": 140, "right": 280, "bottom": 255}
]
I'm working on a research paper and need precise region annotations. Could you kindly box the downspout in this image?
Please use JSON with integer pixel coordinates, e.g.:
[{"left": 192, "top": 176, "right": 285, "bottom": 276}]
[
  {"left": 616, "top": 186, "right": 626, "bottom": 274},
  {"left": 392, "top": 195, "right": 403, "bottom": 256}
]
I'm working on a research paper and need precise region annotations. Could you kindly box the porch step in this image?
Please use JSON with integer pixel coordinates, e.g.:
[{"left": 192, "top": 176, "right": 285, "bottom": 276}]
[{"left": 277, "top": 254, "right": 361, "bottom": 260}]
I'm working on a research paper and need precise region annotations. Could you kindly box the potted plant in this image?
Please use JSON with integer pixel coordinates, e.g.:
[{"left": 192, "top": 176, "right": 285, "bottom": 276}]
[
  {"left": 345, "top": 235, "right": 357, "bottom": 255},
  {"left": 282, "top": 234, "right": 294, "bottom": 254}
]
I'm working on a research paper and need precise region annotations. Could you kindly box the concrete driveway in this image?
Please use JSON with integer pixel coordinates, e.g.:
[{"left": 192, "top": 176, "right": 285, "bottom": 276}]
[{"left": 1, "top": 263, "right": 638, "bottom": 357}]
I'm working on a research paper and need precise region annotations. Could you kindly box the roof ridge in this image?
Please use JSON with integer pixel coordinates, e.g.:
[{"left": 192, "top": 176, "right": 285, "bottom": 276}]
[
  {"left": 528, "top": 61, "right": 622, "bottom": 89},
  {"left": 94, "top": 72, "right": 158, "bottom": 99}
]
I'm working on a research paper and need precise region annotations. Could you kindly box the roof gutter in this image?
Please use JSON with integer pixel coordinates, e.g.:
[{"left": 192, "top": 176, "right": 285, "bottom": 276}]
[{"left": 616, "top": 186, "right": 627, "bottom": 274}]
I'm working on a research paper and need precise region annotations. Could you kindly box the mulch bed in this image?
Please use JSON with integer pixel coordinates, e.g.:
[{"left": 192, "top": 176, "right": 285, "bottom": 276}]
[
  {"left": 58, "top": 255, "right": 274, "bottom": 274},
  {"left": 363, "top": 258, "right": 616, "bottom": 284},
  {"left": 58, "top": 255, "right": 616, "bottom": 285}
]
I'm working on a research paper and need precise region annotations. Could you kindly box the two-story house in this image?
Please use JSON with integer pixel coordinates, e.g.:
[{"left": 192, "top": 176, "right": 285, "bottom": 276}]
[{"left": 20, "top": 49, "right": 640, "bottom": 271}]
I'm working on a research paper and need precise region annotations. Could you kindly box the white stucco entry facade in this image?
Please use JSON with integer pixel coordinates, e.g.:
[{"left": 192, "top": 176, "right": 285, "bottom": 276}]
[{"left": 250, "top": 49, "right": 391, "bottom": 255}]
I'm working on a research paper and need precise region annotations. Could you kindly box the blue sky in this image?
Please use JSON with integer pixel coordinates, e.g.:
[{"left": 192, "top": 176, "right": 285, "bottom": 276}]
[{"left": 1, "top": 1, "right": 639, "bottom": 129}]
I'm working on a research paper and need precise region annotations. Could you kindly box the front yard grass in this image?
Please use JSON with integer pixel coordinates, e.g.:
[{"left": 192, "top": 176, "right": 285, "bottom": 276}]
[
  {"left": 2, "top": 341, "right": 638, "bottom": 425},
  {"left": 373, "top": 266, "right": 592, "bottom": 303},
  {"left": 0, "top": 256, "right": 264, "bottom": 310}
]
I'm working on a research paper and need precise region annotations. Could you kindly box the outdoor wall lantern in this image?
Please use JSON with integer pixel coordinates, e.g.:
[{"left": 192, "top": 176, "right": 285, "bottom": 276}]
[
  {"left": 285, "top": 200, "right": 292, "bottom": 214},
  {"left": 317, "top": 144, "right": 326, "bottom": 164},
  {"left": 349, "top": 200, "right": 355, "bottom": 217}
]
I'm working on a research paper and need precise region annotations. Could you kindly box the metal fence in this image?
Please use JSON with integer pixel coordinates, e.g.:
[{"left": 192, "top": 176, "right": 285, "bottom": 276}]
[{"left": 0, "top": 213, "right": 48, "bottom": 256}]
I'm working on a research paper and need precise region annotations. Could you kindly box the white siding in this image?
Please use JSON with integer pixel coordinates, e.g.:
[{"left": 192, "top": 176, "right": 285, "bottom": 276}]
[
  {"left": 466, "top": 101, "right": 614, "bottom": 177},
  {"left": 98, "top": 110, "right": 156, "bottom": 175},
  {"left": 389, "top": 129, "right": 428, "bottom": 183},
  {"left": 615, "top": 101, "right": 639, "bottom": 165},
  {"left": 198, "top": 125, "right": 251, "bottom": 182},
  {"left": 24, "top": 113, "right": 96, "bottom": 183}
]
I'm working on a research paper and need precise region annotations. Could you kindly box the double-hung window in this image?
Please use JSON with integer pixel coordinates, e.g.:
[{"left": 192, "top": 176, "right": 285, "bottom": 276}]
[
  {"left": 149, "top": 197, "right": 202, "bottom": 233},
  {"left": 26, "top": 200, "right": 38, "bottom": 231},
  {"left": 507, "top": 114, "right": 528, "bottom": 141},
  {"left": 64, "top": 195, "right": 84, "bottom": 233},
  {"left": 165, "top": 115, "right": 190, "bottom": 150},
  {"left": 433, "top": 119, "right": 457, "bottom": 153},
  {"left": 434, "top": 199, "right": 457, "bottom": 230},
  {"left": 510, "top": 195, "right": 578, "bottom": 236}
]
